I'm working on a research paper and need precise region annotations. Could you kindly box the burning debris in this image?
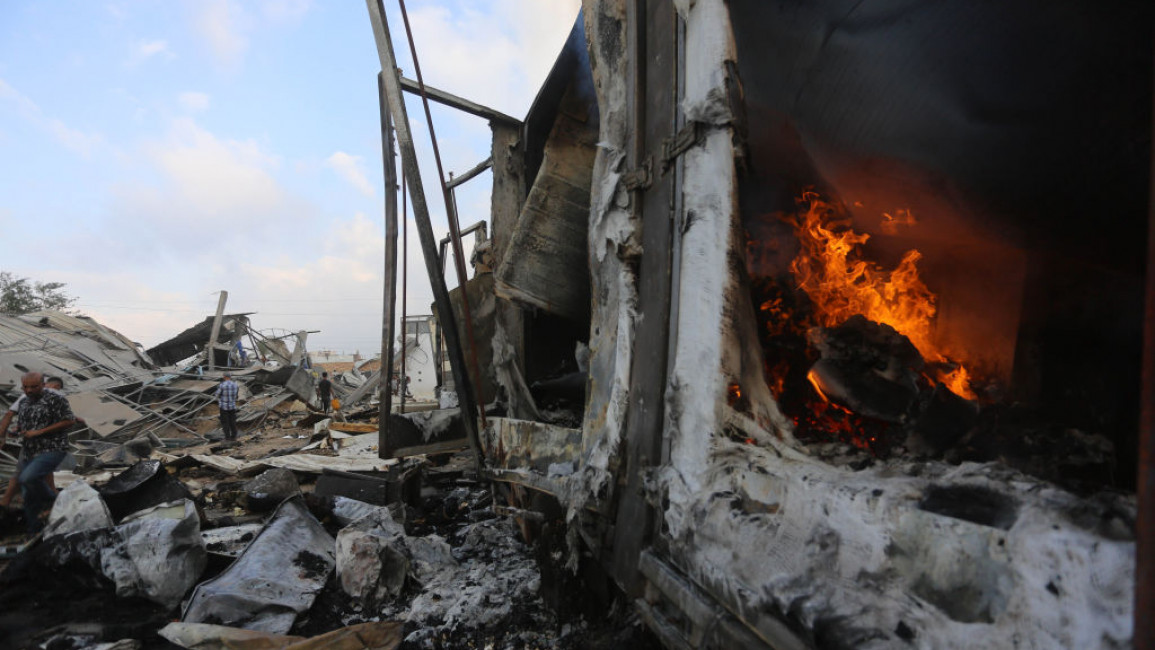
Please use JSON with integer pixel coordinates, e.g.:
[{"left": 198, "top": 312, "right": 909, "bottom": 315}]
[{"left": 3, "top": 0, "right": 1150, "bottom": 647}]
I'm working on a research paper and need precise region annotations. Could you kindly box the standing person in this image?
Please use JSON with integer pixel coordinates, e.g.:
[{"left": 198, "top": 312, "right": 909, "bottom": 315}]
[
  {"left": 0, "top": 376, "right": 74, "bottom": 508},
  {"left": 0, "top": 373, "right": 73, "bottom": 533},
  {"left": 317, "top": 372, "right": 333, "bottom": 413},
  {"left": 216, "top": 373, "right": 239, "bottom": 441}
]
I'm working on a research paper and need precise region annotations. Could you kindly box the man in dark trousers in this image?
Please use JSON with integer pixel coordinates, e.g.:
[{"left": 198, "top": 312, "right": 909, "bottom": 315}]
[
  {"left": 317, "top": 372, "right": 333, "bottom": 413},
  {"left": 0, "top": 372, "right": 74, "bottom": 533},
  {"left": 215, "top": 373, "right": 239, "bottom": 440}
]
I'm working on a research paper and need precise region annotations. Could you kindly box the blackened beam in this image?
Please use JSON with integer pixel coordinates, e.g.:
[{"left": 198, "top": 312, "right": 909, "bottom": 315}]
[
  {"left": 399, "top": 77, "right": 520, "bottom": 126},
  {"left": 1136, "top": 37, "right": 1155, "bottom": 649},
  {"left": 446, "top": 156, "right": 493, "bottom": 190},
  {"left": 378, "top": 72, "right": 399, "bottom": 460},
  {"left": 365, "top": 0, "right": 485, "bottom": 472}
]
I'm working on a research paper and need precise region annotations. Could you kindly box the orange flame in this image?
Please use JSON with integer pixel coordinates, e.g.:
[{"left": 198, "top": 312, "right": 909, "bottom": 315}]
[{"left": 785, "top": 192, "right": 976, "bottom": 399}]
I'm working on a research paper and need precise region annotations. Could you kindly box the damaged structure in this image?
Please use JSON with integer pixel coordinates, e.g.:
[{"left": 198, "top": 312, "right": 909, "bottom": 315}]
[
  {"left": 1, "top": 1, "right": 1151, "bottom": 648},
  {"left": 367, "top": 0, "right": 1153, "bottom": 648}
]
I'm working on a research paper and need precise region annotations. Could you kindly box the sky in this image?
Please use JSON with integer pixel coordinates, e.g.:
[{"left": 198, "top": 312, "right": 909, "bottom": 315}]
[{"left": 0, "top": 0, "right": 581, "bottom": 356}]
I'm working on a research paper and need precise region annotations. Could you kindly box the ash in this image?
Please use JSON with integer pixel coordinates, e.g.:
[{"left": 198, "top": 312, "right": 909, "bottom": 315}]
[{"left": 297, "top": 483, "right": 655, "bottom": 650}]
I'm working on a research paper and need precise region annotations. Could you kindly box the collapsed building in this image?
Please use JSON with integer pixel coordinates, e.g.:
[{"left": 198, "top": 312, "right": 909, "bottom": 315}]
[
  {"left": 368, "top": 0, "right": 1152, "bottom": 648},
  {"left": 0, "top": 1, "right": 1150, "bottom": 648}
]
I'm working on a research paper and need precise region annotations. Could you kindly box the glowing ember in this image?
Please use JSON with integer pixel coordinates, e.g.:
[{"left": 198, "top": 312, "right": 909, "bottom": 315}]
[{"left": 784, "top": 192, "right": 976, "bottom": 399}]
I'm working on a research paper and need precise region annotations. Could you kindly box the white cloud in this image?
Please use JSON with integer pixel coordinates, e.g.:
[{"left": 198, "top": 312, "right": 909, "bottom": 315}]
[
  {"left": 0, "top": 78, "right": 103, "bottom": 157},
  {"left": 178, "top": 91, "right": 211, "bottom": 112},
  {"left": 138, "top": 39, "right": 171, "bottom": 59},
  {"left": 392, "top": 0, "right": 581, "bottom": 118},
  {"left": 194, "top": 0, "right": 248, "bottom": 66},
  {"left": 102, "top": 117, "right": 305, "bottom": 263},
  {"left": 325, "top": 151, "right": 376, "bottom": 198}
]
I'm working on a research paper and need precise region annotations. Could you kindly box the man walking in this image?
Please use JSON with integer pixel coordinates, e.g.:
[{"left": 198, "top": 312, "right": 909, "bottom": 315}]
[
  {"left": 317, "top": 372, "right": 333, "bottom": 413},
  {"left": 0, "top": 372, "right": 74, "bottom": 533},
  {"left": 216, "top": 373, "right": 239, "bottom": 441}
]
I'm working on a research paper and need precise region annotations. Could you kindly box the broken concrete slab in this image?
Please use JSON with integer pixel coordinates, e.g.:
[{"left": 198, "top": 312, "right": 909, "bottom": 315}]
[
  {"left": 242, "top": 467, "right": 301, "bottom": 512},
  {"left": 182, "top": 497, "right": 336, "bottom": 634},
  {"left": 43, "top": 479, "right": 114, "bottom": 539},
  {"left": 102, "top": 500, "right": 207, "bottom": 609},
  {"left": 336, "top": 509, "right": 411, "bottom": 607}
]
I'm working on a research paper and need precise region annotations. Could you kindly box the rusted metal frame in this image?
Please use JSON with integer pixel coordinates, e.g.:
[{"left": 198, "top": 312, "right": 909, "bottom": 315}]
[
  {"left": 398, "top": 77, "right": 520, "bottom": 126},
  {"left": 394, "top": 0, "right": 489, "bottom": 432},
  {"left": 1137, "top": 49, "right": 1155, "bottom": 650},
  {"left": 378, "top": 73, "right": 399, "bottom": 459},
  {"left": 438, "top": 221, "right": 488, "bottom": 274},
  {"left": 609, "top": 0, "right": 679, "bottom": 597},
  {"left": 446, "top": 156, "right": 493, "bottom": 190},
  {"left": 364, "top": 0, "right": 484, "bottom": 471},
  {"left": 97, "top": 389, "right": 200, "bottom": 436}
]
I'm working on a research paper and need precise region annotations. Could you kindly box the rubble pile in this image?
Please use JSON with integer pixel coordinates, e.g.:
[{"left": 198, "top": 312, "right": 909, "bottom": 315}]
[{"left": 0, "top": 385, "right": 653, "bottom": 649}]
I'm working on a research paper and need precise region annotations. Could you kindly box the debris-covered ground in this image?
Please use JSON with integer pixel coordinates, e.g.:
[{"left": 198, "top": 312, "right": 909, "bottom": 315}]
[{"left": 0, "top": 418, "right": 658, "bottom": 650}]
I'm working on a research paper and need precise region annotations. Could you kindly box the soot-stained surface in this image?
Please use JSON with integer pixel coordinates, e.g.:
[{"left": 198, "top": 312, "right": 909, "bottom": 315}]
[{"left": 294, "top": 481, "right": 660, "bottom": 649}]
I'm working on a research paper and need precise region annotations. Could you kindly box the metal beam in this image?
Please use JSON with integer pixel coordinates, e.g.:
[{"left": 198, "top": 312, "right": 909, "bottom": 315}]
[
  {"left": 378, "top": 72, "right": 399, "bottom": 459},
  {"left": 365, "top": 0, "right": 484, "bottom": 471},
  {"left": 399, "top": 77, "right": 521, "bottom": 126},
  {"left": 446, "top": 156, "right": 493, "bottom": 190},
  {"left": 206, "top": 291, "right": 227, "bottom": 371}
]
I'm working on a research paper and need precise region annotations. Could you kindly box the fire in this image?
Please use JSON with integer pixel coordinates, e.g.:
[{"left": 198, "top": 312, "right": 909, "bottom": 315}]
[{"left": 785, "top": 191, "right": 976, "bottom": 399}]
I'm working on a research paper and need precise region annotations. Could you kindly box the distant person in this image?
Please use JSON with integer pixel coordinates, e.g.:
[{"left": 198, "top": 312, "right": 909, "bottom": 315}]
[
  {"left": 317, "top": 372, "right": 333, "bottom": 413},
  {"left": 215, "top": 373, "right": 239, "bottom": 441},
  {"left": 0, "top": 373, "right": 74, "bottom": 533}
]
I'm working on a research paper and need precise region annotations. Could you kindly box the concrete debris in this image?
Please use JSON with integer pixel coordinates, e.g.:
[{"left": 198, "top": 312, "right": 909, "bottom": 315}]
[
  {"left": 336, "top": 509, "right": 412, "bottom": 606},
  {"left": 42, "top": 479, "right": 113, "bottom": 539},
  {"left": 102, "top": 499, "right": 206, "bottom": 608},
  {"left": 242, "top": 467, "right": 301, "bottom": 512},
  {"left": 182, "top": 497, "right": 336, "bottom": 634},
  {"left": 13, "top": 498, "right": 205, "bottom": 610}
]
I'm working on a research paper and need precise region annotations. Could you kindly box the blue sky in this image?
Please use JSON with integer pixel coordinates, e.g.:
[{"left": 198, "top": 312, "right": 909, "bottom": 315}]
[{"left": 0, "top": 0, "right": 580, "bottom": 354}]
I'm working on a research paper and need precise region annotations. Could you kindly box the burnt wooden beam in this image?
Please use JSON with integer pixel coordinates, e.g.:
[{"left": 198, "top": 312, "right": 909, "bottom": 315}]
[
  {"left": 399, "top": 77, "right": 521, "bottom": 126},
  {"left": 365, "top": 0, "right": 484, "bottom": 472}
]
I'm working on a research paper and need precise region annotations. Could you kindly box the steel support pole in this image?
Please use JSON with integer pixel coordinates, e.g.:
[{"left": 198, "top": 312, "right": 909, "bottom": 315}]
[
  {"left": 364, "top": 0, "right": 484, "bottom": 469},
  {"left": 395, "top": 0, "right": 488, "bottom": 431},
  {"left": 206, "top": 290, "right": 227, "bottom": 371},
  {"left": 378, "top": 72, "right": 399, "bottom": 459}
]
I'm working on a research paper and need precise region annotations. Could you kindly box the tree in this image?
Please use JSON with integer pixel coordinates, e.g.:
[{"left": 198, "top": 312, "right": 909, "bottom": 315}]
[{"left": 0, "top": 271, "right": 78, "bottom": 315}]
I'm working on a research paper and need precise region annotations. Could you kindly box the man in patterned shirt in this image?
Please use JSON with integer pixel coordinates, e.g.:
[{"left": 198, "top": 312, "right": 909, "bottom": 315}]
[
  {"left": 215, "top": 373, "right": 239, "bottom": 441},
  {"left": 1, "top": 372, "right": 74, "bottom": 533}
]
